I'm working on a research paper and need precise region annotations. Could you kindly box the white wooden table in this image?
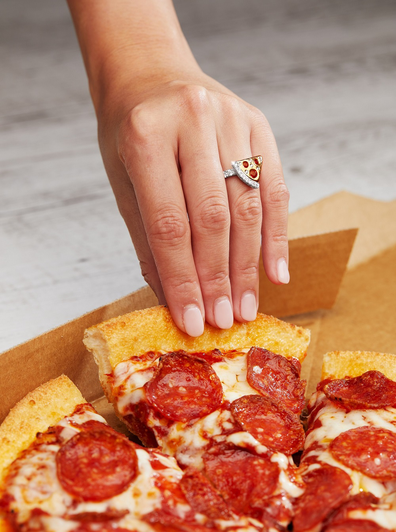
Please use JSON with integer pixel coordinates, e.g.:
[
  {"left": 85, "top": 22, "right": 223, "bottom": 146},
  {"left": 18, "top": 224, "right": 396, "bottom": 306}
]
[{"left": 1, "top": 0, "right": 396, "bottom": 352}]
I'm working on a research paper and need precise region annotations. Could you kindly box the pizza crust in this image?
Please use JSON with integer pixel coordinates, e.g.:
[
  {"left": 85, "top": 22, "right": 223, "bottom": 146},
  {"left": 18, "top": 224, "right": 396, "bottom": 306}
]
[
  {"left": 0, "top": 375, "right": 85, "bottom": 484},
  {"left": 84, "top": 305, "right": 311, "bottom": 400},
  {"left": 322, "top": 351, "right": 396, "bottom": 381}
]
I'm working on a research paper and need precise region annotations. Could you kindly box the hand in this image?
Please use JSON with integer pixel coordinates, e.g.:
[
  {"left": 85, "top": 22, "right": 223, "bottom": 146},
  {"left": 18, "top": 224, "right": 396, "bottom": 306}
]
[
  {"left": 98, "top": 75, "right": 289, "bottom": 336},
  {"left": 68, "top": 0, "right": 289, "bottom": 336}
]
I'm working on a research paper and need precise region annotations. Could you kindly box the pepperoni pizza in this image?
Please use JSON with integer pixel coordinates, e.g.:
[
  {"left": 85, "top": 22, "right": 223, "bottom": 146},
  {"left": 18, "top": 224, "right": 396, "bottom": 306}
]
[
  {"left": 84, "top": 306, "right": 311, "bottom": 529},
  {"left": 294, "top": 351, "right": 396, "bottom": 532},
  {"left": 0, "top": 375, "right": 271, "bottom": 532}
]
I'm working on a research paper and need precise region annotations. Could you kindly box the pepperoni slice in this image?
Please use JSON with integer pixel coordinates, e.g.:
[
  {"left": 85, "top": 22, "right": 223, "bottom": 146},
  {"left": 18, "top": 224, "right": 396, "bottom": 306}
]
[
  {"left": 57, "top": 429, "right": 138, "bottom": 501},
  {"left": 325, "top": 492, "right": 381, "bottom": 531},
  {"left": 74, "top": 526, "right": 133, "bottom": 532},
  {"left": 180, "top": 467, "right": 231, "bottom": 520},
  {"left": 190, "top": 349, "right": 224, "bottom": 364},
  {"left": 324, "top": 521, "right": 389, "bottom": 532},
  {"left": 145, "top": 352, "right": 223, "bottom": 422},
  {"left": 230, "top": 395, "right": 304, "bottom": 455},
  {"left": 330, "top": 426, "right": 396, "bottom": 480},
  {"left": 324, "top": 371, "right": 396, "bottom": 409},
  {"left": 293, "top": 464, "right": 352, "bottom": 532},
  {"left": 246, "top": 348, "right": 306, "bottom": 414},
  {"left": 144, "top": 509, "right": 211, "bottom": 532},
  {"left": 124, "top": 402, "right": 158, "bottom": 448},
  {"left": 202, "top": 444, "right": 279, "bottom": 515}
]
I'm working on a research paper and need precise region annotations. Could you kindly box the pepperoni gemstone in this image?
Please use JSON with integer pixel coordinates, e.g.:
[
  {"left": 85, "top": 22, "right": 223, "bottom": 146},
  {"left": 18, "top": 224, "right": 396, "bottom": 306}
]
[
  {"left": 246, "top": 347, "right": 306, "bottom": 414},
  {"left": 230, "top": 395, "right": 305, "bottom": 454},
  {"left": 57, "top": 429, "right": 138, "bottom": 501},
  {"left": 293, "top": 464, "right": 352, "bottom": 532},
  {"left": 145, "top": 351, "right": 223, "bottom": 422},
  {"left": 330, "top": 426, "right": 396, "bottom": 480},
  {"left": 324, "top": 370, "right": 396, "bottom": 409},
  {"left": 203, "top": 444, "right": 279, "bottom": 515},
  {"left": 249, "top": 169, "right": 258, "bottom": 178},
  {"left": 243, "top": 160, "right": 249, "bottom": 168}
]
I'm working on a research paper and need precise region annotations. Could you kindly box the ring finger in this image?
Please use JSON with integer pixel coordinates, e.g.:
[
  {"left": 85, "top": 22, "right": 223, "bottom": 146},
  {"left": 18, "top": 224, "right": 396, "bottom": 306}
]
[{"left": 217, "top": 107, "right": 262, "bottom": 323}]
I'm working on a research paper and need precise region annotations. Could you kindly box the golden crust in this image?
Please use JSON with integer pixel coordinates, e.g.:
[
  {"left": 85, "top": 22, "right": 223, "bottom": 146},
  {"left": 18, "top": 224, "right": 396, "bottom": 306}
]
[
  {"left": 0, "top": 375, "right": 85, "bottom": 484},
  {"left": 84, "top": 305, "right": 311, "bottom": 371},
  {"left": 322, "top": 351, "right": 396, "bottom": 381}
]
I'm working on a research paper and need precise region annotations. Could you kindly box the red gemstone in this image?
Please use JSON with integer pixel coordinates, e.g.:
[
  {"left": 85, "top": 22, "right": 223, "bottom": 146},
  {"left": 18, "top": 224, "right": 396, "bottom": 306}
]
[
  {"left": 243, "top": 161, "right": 249, "bottom": 168},
  {"left": 249, "top": 169, "right": 258, "bottom": 178},
  {"left": 254, "top": 158, "right": 259, "bottom": 165}
]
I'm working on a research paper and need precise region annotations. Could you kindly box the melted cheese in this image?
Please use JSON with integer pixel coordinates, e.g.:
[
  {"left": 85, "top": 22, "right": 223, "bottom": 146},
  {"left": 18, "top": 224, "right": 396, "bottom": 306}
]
[
  {"left": 112, "top": 349, "right": 303, "bottom": 522},
  {"left": 304, "top": 397, "right": 396, "bottom": 497},
  {"left": 5, "top": 410, "right": 184, "bottom": 530},
  {"left": 157, "top": 409, "right": 235, "bottom": 468},
  {"left": 349, "top": 508, "right": 396, "bottom": 529},
  {"left": 211, "top": 353, "right": 258, "bottom": 402}
]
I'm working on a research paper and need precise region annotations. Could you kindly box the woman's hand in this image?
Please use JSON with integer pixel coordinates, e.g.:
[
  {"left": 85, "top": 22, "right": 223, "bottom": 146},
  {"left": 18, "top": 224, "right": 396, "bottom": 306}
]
[{"left": 68, "top": 0, "right": 290, "bottom": 336}]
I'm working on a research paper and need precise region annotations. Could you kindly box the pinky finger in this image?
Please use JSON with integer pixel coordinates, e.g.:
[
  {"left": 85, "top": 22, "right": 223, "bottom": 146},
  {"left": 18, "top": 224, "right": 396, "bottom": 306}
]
[{"left": 251, "top": 115, "right": 290, "bottom": 285}]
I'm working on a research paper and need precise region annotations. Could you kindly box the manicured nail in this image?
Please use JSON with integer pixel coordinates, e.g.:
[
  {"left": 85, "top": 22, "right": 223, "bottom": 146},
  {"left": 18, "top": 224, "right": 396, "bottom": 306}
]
[
  {"left": 183, "top": 305, "right": 204, "bottom": 337},
  {"left": 241, "top": 291, "right": 257, "bottom": 321},
  {"left": 214, "top": 297, "right": 234, "bottom": 329},
  {"left": 277, "top": 258, "right": 290, "bottom": 284}
]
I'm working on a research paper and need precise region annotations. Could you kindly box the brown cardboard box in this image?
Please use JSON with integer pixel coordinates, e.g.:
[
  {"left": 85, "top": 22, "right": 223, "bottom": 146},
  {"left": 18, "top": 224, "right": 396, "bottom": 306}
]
[{"left": 1, "top": 191, "right": 395, "bottom": 424}]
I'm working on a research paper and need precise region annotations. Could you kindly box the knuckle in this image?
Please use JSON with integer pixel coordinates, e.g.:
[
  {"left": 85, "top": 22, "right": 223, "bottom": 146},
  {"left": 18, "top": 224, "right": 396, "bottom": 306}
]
[
  {"left": 162, "top": 276, "right": 200, "bottom": 297},
  {"left": 233, "top": 194, "right": 262, "bottom": 227},
  {"left": 265, "top": 179, "right": 290, "bottom": 207},
  {"left": 120, "top": 106, "right": 156, "bottom": 150},
  {"left": 179, "top": 84, "right": 210, "bottom": 116},
  {"left": 268, "top": 229, "right": 288, "bottom": 246},
  {"left": 250, "top": 105, "right": 269, "bottom": 127},
  {"left": 200, "top": 269, "right": 229, "bottom": 290},
  {"left": 236, "top": 263, "right": 260, "bottom": 279},
  {"left": 148, "top": 209, "right": 189, "bottom": 245},
  {"left": 195, "top": 199, "right": 230, "bottom": 233}
]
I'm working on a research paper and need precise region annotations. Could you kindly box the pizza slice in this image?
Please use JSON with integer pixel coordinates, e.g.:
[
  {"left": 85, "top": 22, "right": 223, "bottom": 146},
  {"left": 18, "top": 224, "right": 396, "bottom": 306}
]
[
  {"left": 0, "top": 375, "right": 270, "bottom": 532},
  {"left": 83, "top": 305, "right": 311, "bottom": 529},
  {"left": 293, "top": 351, "right": 396, "bottom": 532},
  {"left": 233, "top": 156, "right": 263, "bottom": 184}
]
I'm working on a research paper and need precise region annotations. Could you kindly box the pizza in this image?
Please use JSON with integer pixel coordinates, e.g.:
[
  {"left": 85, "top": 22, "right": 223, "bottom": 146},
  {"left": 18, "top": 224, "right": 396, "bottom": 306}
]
[
  {"left": 293, "top": 351, "right": 396, "bottom": 532},
  {"left": 3, "top": 305, "right": 396, "bottom": 532},
  {"left": 83, "top": 305, "right": 311, "bottom": 529},
  {"left": 0, "top": 375, "right": 273, "bottom": 532}
]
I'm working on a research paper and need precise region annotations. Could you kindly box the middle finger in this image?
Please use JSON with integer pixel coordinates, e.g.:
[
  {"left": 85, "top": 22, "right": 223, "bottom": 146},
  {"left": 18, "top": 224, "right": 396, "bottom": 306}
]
[
  {"left": 178, "top": 90, "right": 233, "bottom": 330},
  {"left": 217, "top": 108, "right": 262, "bottom": 323}
]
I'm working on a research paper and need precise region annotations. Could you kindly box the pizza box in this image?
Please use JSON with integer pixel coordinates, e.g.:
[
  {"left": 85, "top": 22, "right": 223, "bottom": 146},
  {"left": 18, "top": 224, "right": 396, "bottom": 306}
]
[{"left": 1, "top": 191, "right": 395, "bottom": 427}]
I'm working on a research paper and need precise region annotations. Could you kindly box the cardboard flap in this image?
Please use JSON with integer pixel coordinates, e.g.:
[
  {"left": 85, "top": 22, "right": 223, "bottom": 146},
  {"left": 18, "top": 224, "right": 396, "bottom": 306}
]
[
  {"left": 259, "top": 228, "right": 357, "bottom": 317},
  {"left": 289, "top": 191, "right": 396, "bottom": 269},
  {"left": 0, "top": 286, "right": 158, "bottom": 422}
]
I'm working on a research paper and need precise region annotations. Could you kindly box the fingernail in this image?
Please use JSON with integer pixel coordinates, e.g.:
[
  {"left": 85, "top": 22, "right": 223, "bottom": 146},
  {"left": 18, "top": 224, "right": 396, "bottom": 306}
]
[
  {"left": 183, "top": 305, "right": 204, "bottom": 337},
  {"left": 241, "top": 291, "right": 257, "bottom": 321},
  {"left": 214, "top": 297, "right": 234, "bottom": 329},
  {"left": 277, "top": 258, "right": 290, "bottom": 284}
]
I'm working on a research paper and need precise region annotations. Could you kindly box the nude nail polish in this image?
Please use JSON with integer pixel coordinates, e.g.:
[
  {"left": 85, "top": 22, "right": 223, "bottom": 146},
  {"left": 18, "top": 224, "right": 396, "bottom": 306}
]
[
  {"left": 277, "top": 258, "right": 290, "bottom": 284},
  {"left": 183, "top": 305, "right": 204, "bottom": 337},
  {"left": 241, "top": 291, "right": 257, "bottom": 321},
  {"left": 214, "top": 297, "right": 234, "bottom": 329}
]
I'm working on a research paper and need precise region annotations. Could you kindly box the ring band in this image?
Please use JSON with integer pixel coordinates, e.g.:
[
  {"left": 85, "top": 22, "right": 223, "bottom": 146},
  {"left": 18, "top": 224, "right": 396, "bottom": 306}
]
[{"left": 223, "top": 155, "right": 262, "bottom": 189}]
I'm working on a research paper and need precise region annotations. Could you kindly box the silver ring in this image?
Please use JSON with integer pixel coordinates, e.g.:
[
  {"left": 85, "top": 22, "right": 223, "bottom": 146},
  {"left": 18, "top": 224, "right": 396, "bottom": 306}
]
[{"left": 223, "top": 155, "right": 262, "bottom": 189}]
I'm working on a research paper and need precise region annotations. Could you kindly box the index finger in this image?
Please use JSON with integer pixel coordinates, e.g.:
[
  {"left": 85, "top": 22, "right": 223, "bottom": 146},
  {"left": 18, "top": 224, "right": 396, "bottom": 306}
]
[{"left": 119, "top": 111, "right": 205, "bottom": 337}]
